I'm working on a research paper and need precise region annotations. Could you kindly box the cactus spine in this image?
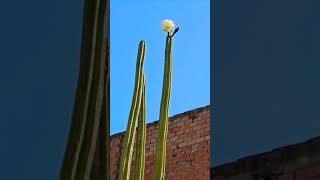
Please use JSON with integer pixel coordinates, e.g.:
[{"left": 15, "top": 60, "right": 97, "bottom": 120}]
[
  {"left": 118, "top": 41, "right": 146, "bottom": 180},
  {"left": 134, "top": 75, "right": 147, "bottom": 180},
  {"left": 154, "top": 34, "right": 173, "bottom": 180}
]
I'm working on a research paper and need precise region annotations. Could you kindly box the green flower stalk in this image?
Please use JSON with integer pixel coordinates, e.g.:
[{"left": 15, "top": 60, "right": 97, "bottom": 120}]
[
  {"left": 118, "top": 41, "right": 146, "bottom": 180},
  {"left": 134, "top": 75, "right": 147, "bottom": 180},
  {"left": 154, "top": 20, "right": 179, "bottom": 180}
]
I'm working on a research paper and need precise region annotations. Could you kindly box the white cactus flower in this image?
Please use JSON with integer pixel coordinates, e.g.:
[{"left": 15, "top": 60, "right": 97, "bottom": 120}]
[{"left": 161, "top": 19, "right": 175, "bottom": 32}]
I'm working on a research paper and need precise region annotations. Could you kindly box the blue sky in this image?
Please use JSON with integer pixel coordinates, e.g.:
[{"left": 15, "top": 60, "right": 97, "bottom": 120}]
[{"left": 111, "top": 0, "right": 210, "bottom": 135}]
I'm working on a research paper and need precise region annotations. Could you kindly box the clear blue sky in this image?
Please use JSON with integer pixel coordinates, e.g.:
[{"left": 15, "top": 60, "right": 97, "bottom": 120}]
[{"left": 111, "top": 0, "right": 210, "bottom": 135}]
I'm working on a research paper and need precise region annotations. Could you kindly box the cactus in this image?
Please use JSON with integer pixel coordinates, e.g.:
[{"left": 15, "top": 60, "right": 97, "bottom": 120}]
[
  {"left": 118, "top": 41, "right": 146, "bottom": 180},
  {"left": 59, "top": 0, "right": 108, "bottom": 179},
  {"left": 118, "top": 24, "right": 178, "bottom": 180},
  {"left": 89, "top": 38, "right": 109, "bottom": 180},
  {"left": 134, "top": 75, "right": 147, "bottom": 180},
  {"left": 154, "top": 28, "right": 178, "bottom": 180},
  {"left": 102, "top": 37, "right": 110, "bottom": 180}
]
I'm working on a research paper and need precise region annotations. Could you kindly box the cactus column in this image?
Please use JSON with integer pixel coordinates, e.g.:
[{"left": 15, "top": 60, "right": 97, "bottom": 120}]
[
  {"left": 154, "top": 25, "right": 178, "bottom": 180},
  {"left": 90, "top": 38, "right": 110, "bottom": 180},
  {"left": 134, "top": 75, "right": 147, "bottom": 180},
  {"left": 59, "top": 0, "right": 109, "bottom": 179},
  {"left": 153, "top": 34, "right": 173, "bottom": 180},
  {"left": 118, "top": 41, "right": 146, "bottom": 180}
]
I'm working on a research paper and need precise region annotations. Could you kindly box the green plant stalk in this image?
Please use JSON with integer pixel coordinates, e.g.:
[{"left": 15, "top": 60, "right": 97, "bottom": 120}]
[
  {"left": 89, "top": 37, "right": 109, "bottom": 180},
  {"left": 154, "top": 35, "right": 173, "bottom": 180},
  {"left": 59, "top": 0, "right": 106, "bottom": 179},
  {"left": 134, "top": 75, "right": 146, "bottom": 180},
  {"left": 72, "top": 0, "right": 107, "bottom": 178},
  {"left": 118, "top": 41, "right": 146, "bottom": 180}
]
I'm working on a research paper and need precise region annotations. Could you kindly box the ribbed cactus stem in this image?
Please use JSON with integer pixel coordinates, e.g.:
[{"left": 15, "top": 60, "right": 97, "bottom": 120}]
[
  {"left": 72, "top": 0, "right": 107, "bottom": 178},
  {"left": 90, "top": 38, "right": 110, "bottom": 180},
  {"left": 59, "top": 0, "right": 107, "bottom": 179},
  {"left": 118, "top": 41, "right": 146, "bottom": 180},
  {"left": 154, "top": 35, "right": 173, "bottom": 180},
  {"left": 134, "top": 75, "right": 146, "bottom": 180}
]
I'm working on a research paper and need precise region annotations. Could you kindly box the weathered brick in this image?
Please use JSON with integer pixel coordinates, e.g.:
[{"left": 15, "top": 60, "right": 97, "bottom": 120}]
[{"left": 196, "top": 137, "right": 205, "bottom": 143}]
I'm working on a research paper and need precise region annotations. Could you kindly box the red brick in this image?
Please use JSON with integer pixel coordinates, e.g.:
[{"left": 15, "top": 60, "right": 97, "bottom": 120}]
[{"left": 109, "top": 106, "right": 210, "bottom": 180}]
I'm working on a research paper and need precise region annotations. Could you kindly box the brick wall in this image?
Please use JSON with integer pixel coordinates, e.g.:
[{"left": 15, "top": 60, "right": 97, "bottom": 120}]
[
  {"left": 211, "top": 136, "right": 320, "bottom": 180},
  {"left": 110, "top": 106, "right": 210, "bottom": 180}
]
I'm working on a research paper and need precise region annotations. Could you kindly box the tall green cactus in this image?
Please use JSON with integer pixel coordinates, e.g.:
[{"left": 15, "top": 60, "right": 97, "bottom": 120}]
[
  {"left": 134, "top": 75, "right": 146, "bottom": 180},
  {"left": 154, "top": 27, "right": 178, "bottom": 180},
  {"left": 118, "top": 21, "right": 178, "bottom": 180},
  {"left": 118, "top": 41, "right": 146, "bottom": 180},
  {"left": 59, "top": 0, "right": 108, "bottom": 179}
]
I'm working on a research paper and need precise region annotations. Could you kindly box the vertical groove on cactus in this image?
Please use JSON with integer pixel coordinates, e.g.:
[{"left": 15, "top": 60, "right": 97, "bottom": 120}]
[
  {"left": 118, "top": 41, "right": 146, "bottom": 180},
  {"left": 154, "top": 35, "right": 173, "bottom": 180},
  {"left": 134, "top": 75, "right": 146, "bottom": 180},
  {"left": 59, "top": 0, "right": 101, "bottom": 179}
]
